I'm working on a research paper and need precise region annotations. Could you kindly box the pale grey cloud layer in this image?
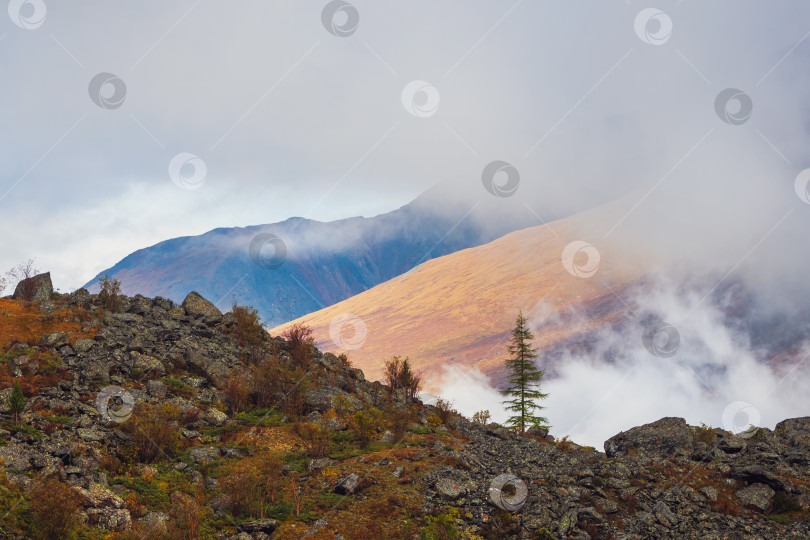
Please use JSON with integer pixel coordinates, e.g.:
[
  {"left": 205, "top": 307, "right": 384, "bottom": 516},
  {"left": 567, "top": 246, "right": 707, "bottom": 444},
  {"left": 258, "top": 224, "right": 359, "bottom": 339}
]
[{"left": 2, "top": 0, "right": 810, "bottom": 301}]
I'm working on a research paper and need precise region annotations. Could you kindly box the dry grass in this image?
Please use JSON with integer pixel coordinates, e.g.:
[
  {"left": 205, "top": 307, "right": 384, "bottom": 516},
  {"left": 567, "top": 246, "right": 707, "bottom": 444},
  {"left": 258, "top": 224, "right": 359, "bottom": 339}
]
[{"left": 0, "top": 298, "right": 96, "bottom": 350}]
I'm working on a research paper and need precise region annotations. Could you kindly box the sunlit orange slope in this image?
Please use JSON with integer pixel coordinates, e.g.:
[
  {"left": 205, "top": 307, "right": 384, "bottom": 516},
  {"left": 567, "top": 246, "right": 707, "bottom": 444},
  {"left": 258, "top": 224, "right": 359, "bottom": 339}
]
[{"left": 271, "top": 200, "right": 645, "bottom": 393}]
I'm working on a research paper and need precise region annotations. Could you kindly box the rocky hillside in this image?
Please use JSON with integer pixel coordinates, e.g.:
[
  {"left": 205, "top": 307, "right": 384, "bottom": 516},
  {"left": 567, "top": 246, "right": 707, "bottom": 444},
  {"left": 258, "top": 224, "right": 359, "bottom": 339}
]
[{"left": 0, "top": 274, "right": 809, "bottom": 539}]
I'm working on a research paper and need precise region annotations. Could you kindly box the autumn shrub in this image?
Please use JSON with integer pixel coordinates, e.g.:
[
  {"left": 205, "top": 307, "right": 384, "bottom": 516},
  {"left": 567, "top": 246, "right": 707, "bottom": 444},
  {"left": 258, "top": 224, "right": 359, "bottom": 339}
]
[
  {"left": 433, "top": 398, "right": 457, "bottom": 424},
  {"left": 351, "top": 407, "right": 382, "bottom": 448},
  {"left": 98, "top": 275, "right": 122, "bottom": 312},
  {"left": 29, "top": 477, "right": 82, "bottom": 540},
  {"left": 219, "top": 453, "right": 284, "bottom": 518},
  {"left": 229, "top": 305, "right": 266, "bottom": 362},
  {"left": 694, "top": 423, "right": 716, "bottom": 445},
  {"left": 281, "top": 323, "right": 315, "bottom": 369},
  {"left": 222, "top": 373, "right": 249, "bottom": 414},
  {"left": 296, "top": 420, "right": 332, "bottom": 457},
  {"left": 166, "top": 490, "right": 209, "bottom": 540},
  {"left": 248, "top": 357, "right": 309, "bottom": 416},
  {"left": 384, "top": 356, "right": 422, "bottom": 400},
  {"left": 338, "top": 353, "right": 352, "bottom": 367},
  {"left": 122, "top": 403, "right": 181, "bottom": 463},
  {"left": 471, "top": 410, "right": 490, "bottom": 425},
  {"left": 386, "top": 402, "right": 417, "bottom": 443}
]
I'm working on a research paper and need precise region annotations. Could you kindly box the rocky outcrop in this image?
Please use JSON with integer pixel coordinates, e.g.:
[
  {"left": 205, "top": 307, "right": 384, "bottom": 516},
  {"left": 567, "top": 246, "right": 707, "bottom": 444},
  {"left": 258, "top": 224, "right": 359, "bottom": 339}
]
[
  {"left": 181, "top": 291, "right": 222, "bottom": 322},
  {"left": 604, "top": 416, "right": 692, "bottom": 458},
  {"left": 424, "top": 415, "right": 810, "bottom": 539},
  {"left": 12, "top": 271, "right": 53, "bottom": 302}
]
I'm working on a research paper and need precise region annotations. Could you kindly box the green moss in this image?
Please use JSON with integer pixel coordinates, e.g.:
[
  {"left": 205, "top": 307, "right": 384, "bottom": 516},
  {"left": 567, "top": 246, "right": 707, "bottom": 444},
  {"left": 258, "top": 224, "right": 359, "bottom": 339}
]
[
  {"left": 235, "top": 407, "right": 284, "bottom": 427},
  {"left": 110, "top": 477, "right": 170, "bottom": 511},
  {"left": 767, "top": 513, "right": 792, "bottom": 524}
]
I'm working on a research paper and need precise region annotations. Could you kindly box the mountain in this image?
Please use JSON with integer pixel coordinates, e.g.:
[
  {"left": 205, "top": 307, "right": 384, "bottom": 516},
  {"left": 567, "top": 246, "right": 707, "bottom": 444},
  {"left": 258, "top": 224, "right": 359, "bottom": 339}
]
[
  {"left": 270, "top": 198, "right": 809, "bottom": 394},
  {"left": 83, "top": 184, "right": 565, "bottom": 328},
  {"left": 271, "top": 199, "right": 647, "bottom": 390},
  {"left": 1, "top": 282, "right": 809, "bottom": 539}
]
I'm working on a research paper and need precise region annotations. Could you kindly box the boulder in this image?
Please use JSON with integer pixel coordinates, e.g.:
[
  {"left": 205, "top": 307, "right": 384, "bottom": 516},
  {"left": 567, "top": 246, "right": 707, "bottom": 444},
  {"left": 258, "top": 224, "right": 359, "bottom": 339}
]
[
  {"left": 526, "top": 425, "right": 549, "bottom": 438},
  {"left": 181, "top": 292, "right": 222, "bottom": 321},
  {"left": 131, "top": 353, "right": 166, "bottom": 377},
  {"left": 736, "top": 483, "right": 775, "bottom": 512},
  {"left": 730, "top": 465, "right": 786, "bottom": 491},
  {"left": 435, "top": 477, "right": 465, "bottom": 501},
  {"left": 12, "top": 272, "right": 52, "bottom": 302},
  {"left": 139, "top": 512, "right": 169, "bottom": 534},
  {"left": 128, "top": 295, "right": 153, "bottom": 315},
  {"left": 146, "top": 380, "right": 167, "bottom": 399},
  {"left": 75, "top": 482, "right": 125, "bottom": 509},
  {"left": 604, "top": 417, "right": 692, "bottom": 459},
  {"left": 74, "top": 339, "right": 95, "bottom": 354},
  {"left": 334, "top": 473, "right": 365, "bottom": 495},
  {"left": 87, "top": 508, "right": 132, "bottom": 532},
  {"left": 203, "top": 407, "right": 228, "bottom": 426},
  {"left": 189, "top": 446, "right": 220, "bottom": 464},
  {"left": 0, "top": 387, "right": 14, "bottom": 414},
  {"left": 776, "top": 417, "right": 810, "bottom": 449},
  {"left": 0, "top": 445, "right": 32, "bottom": 470},
  {"left": 305, "top": 387, "right": 362, "bottom": 413},
  {"left": 40, "top": 331, "right": 69, "bottom": 348},
  {"left": 237, "top": 520, "right": 278, "bottom": 535},
  {"left": 653, "top": 501, "right": 678, "bottom": 528}
]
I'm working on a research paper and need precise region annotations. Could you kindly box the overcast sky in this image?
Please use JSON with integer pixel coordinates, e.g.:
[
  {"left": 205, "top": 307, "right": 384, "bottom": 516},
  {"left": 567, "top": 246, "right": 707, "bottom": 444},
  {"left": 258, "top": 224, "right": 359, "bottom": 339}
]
[{"left": 2, "top": 1, "right": 810, "bottom": 295}]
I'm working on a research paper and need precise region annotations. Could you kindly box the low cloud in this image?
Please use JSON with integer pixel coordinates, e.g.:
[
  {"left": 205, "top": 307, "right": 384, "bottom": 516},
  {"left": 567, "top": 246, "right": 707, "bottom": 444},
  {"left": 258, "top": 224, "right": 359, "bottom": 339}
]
[{"left": 433, "top": 276, "right": 810, "bottom": 449}]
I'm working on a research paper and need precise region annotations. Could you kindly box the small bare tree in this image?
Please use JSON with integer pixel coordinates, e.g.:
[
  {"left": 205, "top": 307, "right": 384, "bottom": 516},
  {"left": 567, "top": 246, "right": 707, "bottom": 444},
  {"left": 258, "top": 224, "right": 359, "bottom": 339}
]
[{"left": 6, "top": 258, "right": 39, "bottom": 301}]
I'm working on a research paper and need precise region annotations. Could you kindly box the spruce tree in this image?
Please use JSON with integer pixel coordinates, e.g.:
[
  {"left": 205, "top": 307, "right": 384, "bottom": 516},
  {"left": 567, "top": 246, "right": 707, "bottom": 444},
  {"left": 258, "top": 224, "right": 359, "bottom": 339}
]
[
  {"left": 500, "top": 311, "right": 549, "bottom": 433},
  {"left": 8, "top": 381, "right": 25, "bottom": 424}
]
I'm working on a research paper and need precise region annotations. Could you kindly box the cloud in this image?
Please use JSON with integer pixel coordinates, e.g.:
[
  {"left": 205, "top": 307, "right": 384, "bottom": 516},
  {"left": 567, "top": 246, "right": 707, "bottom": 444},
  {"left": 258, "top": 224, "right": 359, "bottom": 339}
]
[
  {"left": 3, "top": 1, "right": 810, "bottom": 295},
  {"left": 434, "top": 275, "right": 810, "bottom": 449}
]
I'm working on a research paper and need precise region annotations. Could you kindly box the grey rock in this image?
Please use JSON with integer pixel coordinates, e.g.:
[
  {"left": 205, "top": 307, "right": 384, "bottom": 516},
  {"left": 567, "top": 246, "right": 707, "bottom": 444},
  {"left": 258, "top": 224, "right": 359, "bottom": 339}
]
[
  {"left": 604, "top": 417, "right": 692, "bottom": 459},
  {"left": 40, "top": 331, "right": 69, "bottom": 348},
  {"left": 189, "top": 446, "right": 220, "bottom": 464},
  {"left": 237, "top": 519, "right": 278, "bottom": 534},
  {"left": 147, "top": 379, "right": 167, "bottom": 398},
  {"left": 74, "top": 482, "right": 125, "bottom": 509},
  {"left": 182, "top": 291, "right": 222, "bottom": 321},
  {"left": 88, "top": 508, "right": 131, "bottom": 532},
  {"left": 435, "top": 477, "right": 465, "bottom": 500},
  {"left": 13, "top": 272, "right": 53, "bottom": 302},
  {"left": 653, "top": 501, "right": 678, "bottom": 528},
  {"left": 139, "top": 512, "right": 169, "bottom": 534},
  {"left": 74, "top": 339, "right": 95, "bottom": 353},
  {"left": 334, "top": 473, "right": 364, "bottom": 495},
  {"left": 203, "top": 407, "right": 228, "bottom": 426},
  {"left": 736, "top": 483, "right": 775, "bottom": 512}
]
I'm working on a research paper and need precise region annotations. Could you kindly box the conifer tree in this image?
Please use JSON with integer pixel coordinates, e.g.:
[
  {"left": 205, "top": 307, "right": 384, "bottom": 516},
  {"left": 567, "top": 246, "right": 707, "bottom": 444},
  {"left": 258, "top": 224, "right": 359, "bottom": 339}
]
[
  {"left": 500, "top": 311, "right": 549, "bottom": 433},
  {"left": 8, "top": 381, "right": 25, "bottom": 424}
]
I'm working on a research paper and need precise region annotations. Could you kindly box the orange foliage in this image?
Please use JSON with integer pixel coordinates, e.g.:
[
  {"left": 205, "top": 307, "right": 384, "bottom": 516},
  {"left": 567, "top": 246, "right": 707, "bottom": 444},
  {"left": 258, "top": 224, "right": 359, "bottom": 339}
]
[{"left": 0, "top": 298, "right": 96, "bottom": 350}]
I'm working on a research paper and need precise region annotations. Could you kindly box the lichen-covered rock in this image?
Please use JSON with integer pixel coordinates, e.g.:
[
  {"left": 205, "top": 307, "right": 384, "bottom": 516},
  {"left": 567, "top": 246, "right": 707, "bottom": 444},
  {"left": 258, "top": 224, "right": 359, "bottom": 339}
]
[
  {"left": 40, "top": 331, "right": 68, "bottom": 348},
  {"left": 12, "top": 272, "right": 52, "bottom": 302},
  {"left": 182, "top": 291, "right": 222, "bottom": 321},
  {"left": 736, "top": 483, "right": 775, "bottom": 512},
  {"left": 305, "top": 386, "right": 362, "bottom": 413},
  {"left": 237, "top": 519, "right": 278, "bottom": 534},
  {"left": 189, "top": 446, "right": 220, "bottom": 464},
  {"left": 74, "top": 482, "right": 125, "bottom": 509},
  {"left": 604, "top": 417, "right": 692, "bottom": 458},
  {"left": 334, "top": 473, "right": 365, "bottom": 495},
  {"left": 435, "top": 477, "right": 465, "bottom": 500},
  {"left": 203, "top": 407, "right": 228, "bottom": 426}
]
